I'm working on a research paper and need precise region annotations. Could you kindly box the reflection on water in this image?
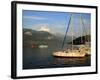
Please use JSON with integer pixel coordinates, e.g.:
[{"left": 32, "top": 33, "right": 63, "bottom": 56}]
[
  {"left": 53, "top": 57, "right": 90, "bottom": 66},
  {"left": 23, "top": 45, "right": 91, "bottom": 69}
]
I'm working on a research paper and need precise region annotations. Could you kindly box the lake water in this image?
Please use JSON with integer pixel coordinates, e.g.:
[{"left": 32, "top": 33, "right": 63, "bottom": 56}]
[{"left": 23, "top": 44, "right": 91, "bottom": 69}]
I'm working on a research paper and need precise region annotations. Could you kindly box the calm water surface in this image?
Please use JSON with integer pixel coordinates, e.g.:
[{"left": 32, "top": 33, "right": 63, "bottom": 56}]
[{"left": 23, "top": 44, "right": 90, "bottom": 69}]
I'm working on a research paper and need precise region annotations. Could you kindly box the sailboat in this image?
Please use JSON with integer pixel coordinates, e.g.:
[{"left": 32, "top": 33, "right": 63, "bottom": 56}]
[{"left": 53, "top": 14, "right": 91, "bottom": 58}]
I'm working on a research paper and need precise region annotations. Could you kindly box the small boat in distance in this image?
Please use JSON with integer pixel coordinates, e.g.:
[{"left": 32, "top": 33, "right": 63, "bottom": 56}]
[
  {"left": 38, "top": 45, "right": 48, "bottom": 48},
  {"left": 31, "top": 44, "right": 38, "bottom": 48}
]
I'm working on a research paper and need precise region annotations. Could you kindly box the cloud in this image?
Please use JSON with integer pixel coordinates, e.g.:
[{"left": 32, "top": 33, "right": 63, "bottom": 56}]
[
  {"left": 38, "top": 24, "right": 50, "bottom": 32},
  {"left": 23, "top": 16, "right": 47, "bottom": 20}
]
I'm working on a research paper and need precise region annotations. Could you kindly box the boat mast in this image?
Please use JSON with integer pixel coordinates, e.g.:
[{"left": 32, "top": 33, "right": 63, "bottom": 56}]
[
  {"left": 80, "top": 14, "right": 86, "bottom": 44},
  {"left": 71, "top": 15, "right": 73, "bottom": 51},
  {"left": 61, "top": 14, "right": 72, "bottom": 49},
  {"left": 80, "top": 14, "right": 83, "bottom": 44}
]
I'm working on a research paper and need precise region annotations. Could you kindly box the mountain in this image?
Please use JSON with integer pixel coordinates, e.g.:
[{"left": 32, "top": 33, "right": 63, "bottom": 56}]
[
  {"left": 23, "top": 28, "right": 72, "bottom": 41},
  {"left": 54, "top": 33, "right": 72, "bottom": 42},
  {"left": 68, "top": 35, "right": 91, "bottom": 45},
  {"left": 23, "top": 28, "right": 54, "bottom": 41},
  {"left": 23, "top": 28, "right": 73, "bottom": 48}
]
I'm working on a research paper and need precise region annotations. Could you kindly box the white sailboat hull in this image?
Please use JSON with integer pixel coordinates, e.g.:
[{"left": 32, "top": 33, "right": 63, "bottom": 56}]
[{"left": 53, "top": 51, "right": 86, "bottom": 58}]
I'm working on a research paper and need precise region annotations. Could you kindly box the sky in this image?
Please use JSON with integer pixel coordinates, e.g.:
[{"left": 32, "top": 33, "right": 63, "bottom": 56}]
[{"left": 22, "top": 10, "right": 91, "bottom": 37}]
